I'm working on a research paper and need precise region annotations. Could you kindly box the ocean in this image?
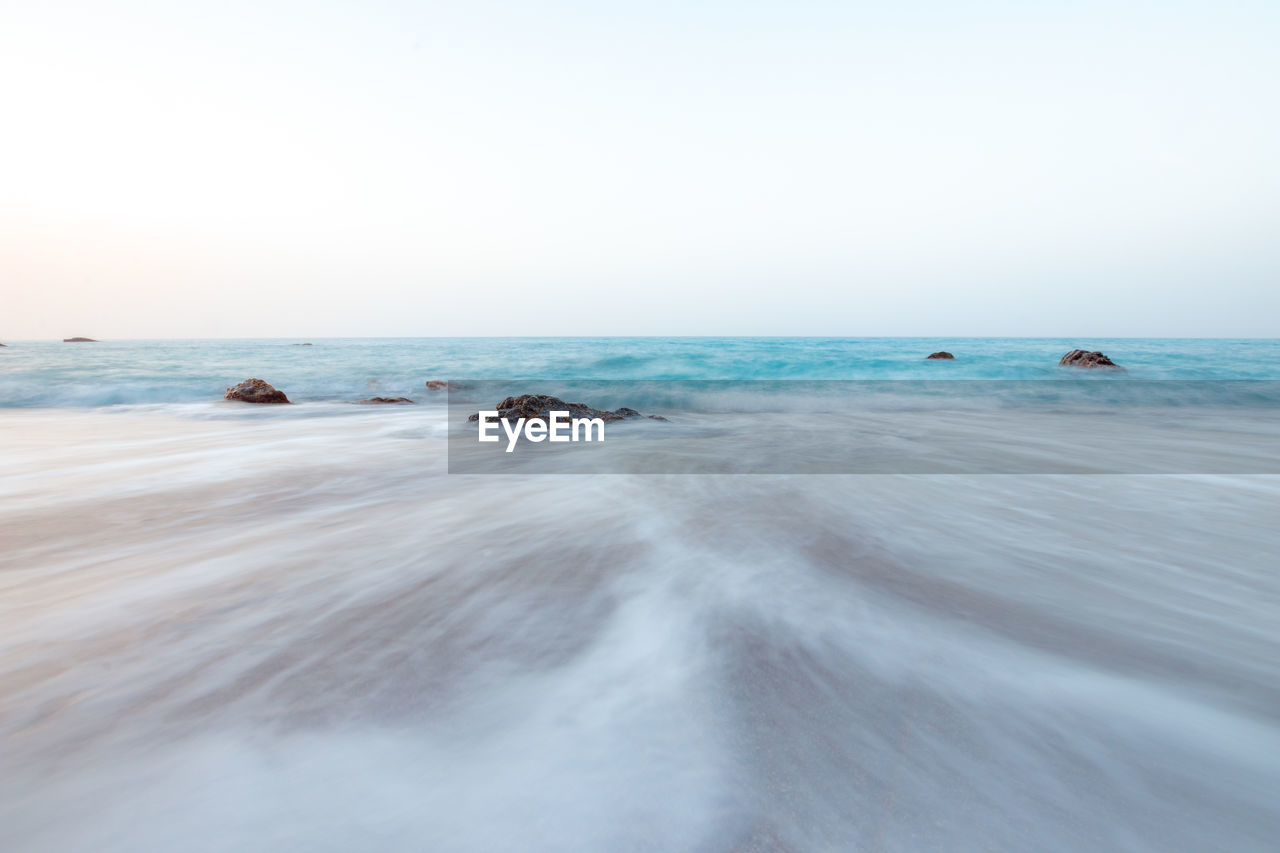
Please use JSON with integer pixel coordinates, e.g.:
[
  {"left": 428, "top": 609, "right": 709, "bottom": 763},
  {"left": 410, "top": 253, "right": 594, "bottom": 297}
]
[
  {"left": 1, "top": 337, "right": 1278, "bottom": 851},
  {"left": 2, "top": 337, "right": 1280, "bottom": 407}
]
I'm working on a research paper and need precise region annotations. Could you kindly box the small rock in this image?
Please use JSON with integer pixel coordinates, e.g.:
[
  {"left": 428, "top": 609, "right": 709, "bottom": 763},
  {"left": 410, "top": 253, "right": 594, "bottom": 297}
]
[
  {"left": 1059, "top": 349, "right": 1123, "bottom": 370},
  {"left": 292, "top": 343, "right": 313, "bottom": 346},
  {"left": 356, "top": 397, "right": 415, "bottom": 404},
  {"left": 468, "top": 394, "right": 665, "bottom": 423},
  {"left": 225, "top": 378, "right": 291, "bottom": 404},
  {"left": 63, "top": 337, "right": 98, "bottom": 342},
  {"left": 926, "top": 351, "right": 955, "bottom": 360},
  {"left": 425, "top": 380, "right": 460, "bottom": 391}
]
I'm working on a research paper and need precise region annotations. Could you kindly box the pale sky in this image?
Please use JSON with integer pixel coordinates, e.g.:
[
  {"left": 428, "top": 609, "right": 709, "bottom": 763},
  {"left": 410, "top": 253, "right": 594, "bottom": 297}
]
[{"left": 1, "top": 0, "right": 1277, "bottom": 338}]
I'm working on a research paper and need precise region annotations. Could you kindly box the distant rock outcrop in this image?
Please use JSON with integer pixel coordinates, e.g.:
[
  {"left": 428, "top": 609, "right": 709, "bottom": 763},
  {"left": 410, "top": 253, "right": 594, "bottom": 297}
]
[
  {"left": 356, "top": 397, "right": 415, "bottom": 404},
  {"left": 224, "top": 378, "right": 291, "bottom": 404},
  {"left": 63, "top": 337, "right": 98, "bottom": 342},
  {"left": 425, "top": 380, "right": 460, "bottom": 391},
  {"left": 291, "top": 343, "right": 313, "bottom": 346},
  {"left": 0, "top": 342, "right": 6, "bottom": 347},
  {"left": 1059, "top": 349, "right": 1123, "bottom": 370},
  {"left": 468, "top": 394, "right": 666, "bottom": 423},
  {"left": 926, "top": 351, "right": 954, "bottom": 359}
]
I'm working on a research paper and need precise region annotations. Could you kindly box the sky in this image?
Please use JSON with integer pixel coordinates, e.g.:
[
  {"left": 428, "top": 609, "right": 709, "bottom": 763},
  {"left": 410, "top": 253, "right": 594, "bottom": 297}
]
[{"left": 1, "top": 0, "right": 1277, "bottom": 338}]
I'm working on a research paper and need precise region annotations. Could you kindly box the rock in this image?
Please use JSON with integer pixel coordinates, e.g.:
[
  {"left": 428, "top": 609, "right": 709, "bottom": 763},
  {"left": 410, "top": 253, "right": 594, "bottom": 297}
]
[
  {"left": 1059, "top": 349, "right": 1123, "bottom": 370},
  {"left": 468, "top": 394, "right": 666, "bottom": 423},
  {"left": 0, "top": 342, "right": 6, "bottom": 347},
  {"left": 63, "top": 337, "right": 98, "bottom": 342},
  {"left": 356, "top": 397, "right": 415, "bottom": 404},
  {"left": 291, "top": 343, "right": 313, "bottom": 346},
  {"left": 224, "top": 378, "right": 291, "bottom": 404},
  {"left": 425, "top": 380, "right": 461, "bottom": 391},
  {"left": 926, "top": 351, "right": 954, "bottom": 359}
]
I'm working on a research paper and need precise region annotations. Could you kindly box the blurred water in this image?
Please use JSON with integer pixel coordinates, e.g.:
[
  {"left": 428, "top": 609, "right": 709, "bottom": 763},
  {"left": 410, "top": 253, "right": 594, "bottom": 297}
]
[
  {"left": 1, "top": 341, "right": 1279, "bottom": 851},
  {"left": 2, "top": 337, "right": 1279, "bottom": 407}
]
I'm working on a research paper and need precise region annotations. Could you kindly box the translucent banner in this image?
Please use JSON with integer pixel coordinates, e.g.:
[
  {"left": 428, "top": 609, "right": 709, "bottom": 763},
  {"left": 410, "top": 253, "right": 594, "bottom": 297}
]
[{"left": 443, "top": 380, "right": 1280, "bottom": 474}]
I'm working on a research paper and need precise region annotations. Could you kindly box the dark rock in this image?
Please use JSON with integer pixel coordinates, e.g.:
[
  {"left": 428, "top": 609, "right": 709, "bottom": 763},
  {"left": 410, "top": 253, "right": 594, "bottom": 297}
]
[
  {"left": 224, "top": 378, "right": 291, "bottom": 404},
  {"left": 1059, "top": 349, "right": 1123, "bottom": 370},
  {"left": 292, "top": 343, "right": 313, "bottom": 346},
  {"left": 63, "top": 337, "right": 98, "bottom": 342},
  {"left": 425, "top": 380, "right": 465, "bottom": 391},
  {"left": 468, "top": 394, "right": 666, "bottom": 423},
  {"left": 926, "top": 351, "right": 955, "bottom": 360},
  {"left": 356, "top": 397, "right": 415, "bottom": 404},
  {"left": 0, "top": 342, "right": 6, "bottom": 347}
]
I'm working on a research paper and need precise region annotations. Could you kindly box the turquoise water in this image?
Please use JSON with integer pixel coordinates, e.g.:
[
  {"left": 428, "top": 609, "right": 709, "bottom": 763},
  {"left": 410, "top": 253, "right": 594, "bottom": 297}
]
[{"left": 2, "top": 337, "right": 1279, "bottom": 407}]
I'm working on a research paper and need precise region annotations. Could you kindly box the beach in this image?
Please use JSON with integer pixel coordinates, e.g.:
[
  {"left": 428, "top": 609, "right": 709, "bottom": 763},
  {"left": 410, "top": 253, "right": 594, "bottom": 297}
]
[
  {"left": 6, "top": 0, "right": 1278, "bottom": 844},
  {"left": 2, "top": 338, "right": 1279, "bottom": 850}
]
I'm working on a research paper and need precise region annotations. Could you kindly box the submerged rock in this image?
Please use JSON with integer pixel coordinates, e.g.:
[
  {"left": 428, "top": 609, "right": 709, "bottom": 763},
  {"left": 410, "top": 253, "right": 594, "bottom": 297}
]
[
  {"left": 356, "top": 397, "right": 415, "bottom": 404},
  {"left": 224, "top": 378, "right": 291, "bottom": 404},
  {"left": 63, "top": 337, "right": 98, "bottom": 342},
  {"left": 926, "top": 351, "right": 955, "bottom": 360},
  {"left": 1059, "top": 349, "right": 1123, "bottom": 370},
  {"left": 467, "top": 394, "right": 666, "bottom": 423},
  {"left": 292, "top": 342, "right": 313, "bottom": 346},
  {"left": 425, "top": 380, "right": 463, "bottom": 391},
  {"left": 0, "top": 342, "right": 6, "bottom": 347}
]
